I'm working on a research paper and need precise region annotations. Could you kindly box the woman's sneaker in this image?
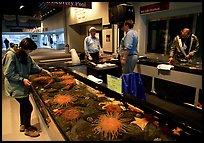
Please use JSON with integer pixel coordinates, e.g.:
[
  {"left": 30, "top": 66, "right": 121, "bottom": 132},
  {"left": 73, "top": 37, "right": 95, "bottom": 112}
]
[
  {"left": 20, "top": 125, "right": 37, "bottom": 132},
  {"left": 29, "top": 125, "right": 38, "bottom": 131},
  {"left": 20, "top": 125, "right": 25, "bottom": 132},
  {"left": 24, "top": 129, "right": 40, "bottom": 137}
]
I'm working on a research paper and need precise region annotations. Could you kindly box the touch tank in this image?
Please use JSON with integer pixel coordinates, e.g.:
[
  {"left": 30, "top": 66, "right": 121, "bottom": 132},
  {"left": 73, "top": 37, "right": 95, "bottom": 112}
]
[{"left": 29, "top": 67, "right": 201, "bottom": 141}]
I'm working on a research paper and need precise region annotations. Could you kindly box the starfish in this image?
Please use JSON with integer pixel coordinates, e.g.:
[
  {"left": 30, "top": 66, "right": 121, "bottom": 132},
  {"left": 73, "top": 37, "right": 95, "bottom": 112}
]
[
  {"left": 96, "top": 92, "right": 106, "bottom": 98},
  {"left": 172, "top": 127, "right": 183, "bottom": 136},
  {"left": 53, "top": 109, "right": 63, "bottom": 115},
  {"left": 44, "top": 99, "right": 50, "bottom": 104},
  {"left": 130, "top": 117, "right": 149, "bottom": 130},
  {"left": 99, "top": 101, "right": 112, "bottom": 109},
  {"left": 128, "top": 103, "right": 144, "bottom": 114}
]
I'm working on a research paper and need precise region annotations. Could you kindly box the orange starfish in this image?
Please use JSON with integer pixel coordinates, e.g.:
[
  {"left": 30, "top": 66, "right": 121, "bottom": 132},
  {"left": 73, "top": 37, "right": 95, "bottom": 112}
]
[
  {"left": 172, "top": 127, "right": 183, "bottom": 136},
  {"left": 53, "top": 109, "right": 63, "bottom": 115},
  {"left": 130, "top": 117, "right": 149, "bottom": 130}
]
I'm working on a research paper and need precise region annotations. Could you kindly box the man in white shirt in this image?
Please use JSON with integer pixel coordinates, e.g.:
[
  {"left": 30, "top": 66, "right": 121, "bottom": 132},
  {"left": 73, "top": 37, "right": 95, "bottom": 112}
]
[{"left": 84, "top": 27, "right": 103, "bottom": 63}]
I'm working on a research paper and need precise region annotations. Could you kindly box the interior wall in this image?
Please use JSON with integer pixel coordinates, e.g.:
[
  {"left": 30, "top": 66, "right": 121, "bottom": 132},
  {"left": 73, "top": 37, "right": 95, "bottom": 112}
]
[
  {"left": 67, "top": 26, "right": 85, "bottom": 52},
  {"left": 42, "top": 11, "right": 64, "bottom": 31},
  {"left": 131, "top": 2, "right": 202, "bottom": 59},
  {"left": 66, "top": 2, "right": 109, "bottom": 53},
  {"left": 66, "top": 2, "right": 109, "bottom": 25}
]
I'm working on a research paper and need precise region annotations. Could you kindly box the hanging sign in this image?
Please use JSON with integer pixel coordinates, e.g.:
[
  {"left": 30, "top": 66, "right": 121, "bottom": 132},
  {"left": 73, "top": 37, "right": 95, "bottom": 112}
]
[
  {"left": 46, "top": 2, "right": 92, "bottom": 9},
  {"left": 140, "top": 2, "right": 169, "bottom": 14}
]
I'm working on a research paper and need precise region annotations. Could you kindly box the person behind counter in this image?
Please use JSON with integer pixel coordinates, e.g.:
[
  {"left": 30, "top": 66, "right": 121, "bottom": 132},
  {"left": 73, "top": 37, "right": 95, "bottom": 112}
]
[
  {"left": 84, "top": 26, "right": 103, "bottom": 63},
  {"left": 2, "top": 38, "right": 52, "bottom": 137},
  {"left": 119, "top": 19, "right": 139, "bottom": 74},
  {"left": 168, "top": 27, "right": 199, "bottom": 64}
]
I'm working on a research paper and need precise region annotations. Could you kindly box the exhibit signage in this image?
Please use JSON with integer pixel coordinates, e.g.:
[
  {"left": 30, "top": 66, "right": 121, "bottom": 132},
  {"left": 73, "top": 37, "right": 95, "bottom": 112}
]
[
  {"left": 140, "top": 2, "right": 169, "bottom": 14},
  {"left": 107, "top": 74, "right": 122, "bottom": 94},
  {"left": 46, "top": 2, "right": 92, "bottom": 9}
]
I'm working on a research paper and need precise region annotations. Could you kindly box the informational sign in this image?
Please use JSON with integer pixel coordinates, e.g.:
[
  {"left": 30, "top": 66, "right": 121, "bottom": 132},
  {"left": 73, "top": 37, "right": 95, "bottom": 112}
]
[
  {"left": 46, "top": 2, "right": 92, "bottom": 9},
  {"left": 107, "top": 74, "right": 122, "bottom": 94},
  {"left": 102, "top": 29, "right": 112, "bottom": 52},
  {"left": 140, "top": 2, "right": 169, "bottom": 14}
]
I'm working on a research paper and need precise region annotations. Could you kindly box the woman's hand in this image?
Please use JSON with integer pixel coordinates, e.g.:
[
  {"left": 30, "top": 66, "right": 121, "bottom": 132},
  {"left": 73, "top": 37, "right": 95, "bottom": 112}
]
[
  {"left": 23, "top": 78, "right": 31, "bottom": 86},
  {"left": 42, "top": 69, "right": 52, "bottom": 77}
]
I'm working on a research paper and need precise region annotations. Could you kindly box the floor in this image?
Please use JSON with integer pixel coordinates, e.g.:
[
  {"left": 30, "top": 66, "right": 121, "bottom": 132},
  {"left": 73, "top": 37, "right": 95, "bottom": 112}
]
[
  {"left": 1, "top": 48, "right": 71, "bottom": 141},
  {"left": 2, "top": 86, "right": 51, "bottom": 141}
]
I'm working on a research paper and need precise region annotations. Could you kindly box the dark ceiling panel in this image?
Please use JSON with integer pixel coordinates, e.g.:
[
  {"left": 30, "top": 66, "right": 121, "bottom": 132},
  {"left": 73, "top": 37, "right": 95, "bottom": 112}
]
[{"left": 2, "top": 1, "right": 62, "bottom": 20}]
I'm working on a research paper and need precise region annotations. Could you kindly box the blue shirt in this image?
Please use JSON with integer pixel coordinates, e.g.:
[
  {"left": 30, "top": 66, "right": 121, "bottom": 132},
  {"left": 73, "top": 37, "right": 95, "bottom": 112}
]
[
  {"left": 84, "top": 35, "right": 103, "bottom": 56},
  {"left": 122, "top": 29, "right": 138, "bottom": 55}
]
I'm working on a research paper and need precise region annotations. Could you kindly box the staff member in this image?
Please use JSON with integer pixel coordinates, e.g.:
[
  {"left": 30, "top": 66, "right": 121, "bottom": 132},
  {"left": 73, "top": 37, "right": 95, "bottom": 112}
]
[
  {"left": 168, "top": 27, "right": 199, "bottom": 64},
  {"left": 84, "top": 27, "right": 103, "bottom": 63},
  {"left": 119, "top": 19, "right": 139, "bottom": 74}
]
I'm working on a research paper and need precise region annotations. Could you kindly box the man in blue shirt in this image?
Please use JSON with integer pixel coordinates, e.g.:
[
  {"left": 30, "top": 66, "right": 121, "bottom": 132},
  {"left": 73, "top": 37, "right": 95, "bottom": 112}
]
[
  {"left": 84, "top": 27, "right": 103, "bottom": 63},
  {"left": 119, "top": 19, "right": 139, "bottom": 74}
]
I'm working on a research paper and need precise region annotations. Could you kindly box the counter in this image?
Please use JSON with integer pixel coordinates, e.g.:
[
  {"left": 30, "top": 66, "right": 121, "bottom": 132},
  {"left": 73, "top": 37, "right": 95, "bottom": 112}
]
[
  {"left": 86, "top": 63, "right": 120, "bottom": 83},
  {"left": 136, "top": 58, "right": 202, "bottom": 109}
]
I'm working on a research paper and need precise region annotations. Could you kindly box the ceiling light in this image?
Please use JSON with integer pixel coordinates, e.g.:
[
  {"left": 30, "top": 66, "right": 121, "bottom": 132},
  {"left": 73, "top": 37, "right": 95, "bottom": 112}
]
[{"left": 19, "top": 5, "right": 24, "bottom": 9}]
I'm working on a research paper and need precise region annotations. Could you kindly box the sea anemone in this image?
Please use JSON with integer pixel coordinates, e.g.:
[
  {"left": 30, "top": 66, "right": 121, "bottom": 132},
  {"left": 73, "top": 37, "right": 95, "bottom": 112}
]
[
  {"left": 59, "top": 74, "right": 74, "bottom": 80},
  {"left": 53, "top": 94, "right": 76, "bottom": 107},
  {"left": 93, "top": 113, "right": 128, "bottom": 140},
  {"left": 60, "top": 79, "right": 76, "bottom": 85},
  {"left": 53, "top": 71, "right": 66, "bottom": 76},
  {"left": 104, "top": 104, "right": 123, "bottom": 114},
  {"left": 61, "top": 108, "right": 81, "bottom": 121},
  {"left": 32, "top": 76, "right": 54, "bottom": 87}
]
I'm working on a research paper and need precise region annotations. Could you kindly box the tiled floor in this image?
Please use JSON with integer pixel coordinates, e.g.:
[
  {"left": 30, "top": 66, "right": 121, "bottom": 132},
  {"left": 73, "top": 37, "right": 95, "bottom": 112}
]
[{"left": 2, "top": 88, "right": 51, "bottom": 141}]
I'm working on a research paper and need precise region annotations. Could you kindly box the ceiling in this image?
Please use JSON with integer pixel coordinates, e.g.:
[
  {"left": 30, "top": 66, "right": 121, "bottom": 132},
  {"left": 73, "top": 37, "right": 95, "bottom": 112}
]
[
  {"left": 2, "top": 1, "right": 62, "bottom": 20},
  {"left": 2, "top": 2, "right": 130, "bottom": 19}
]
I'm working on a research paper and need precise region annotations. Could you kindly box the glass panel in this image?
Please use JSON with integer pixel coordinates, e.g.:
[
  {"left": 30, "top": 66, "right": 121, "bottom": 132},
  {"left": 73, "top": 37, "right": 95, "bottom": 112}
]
[{"left": 147, "top": 20, "right": 167, "bottom": 54}]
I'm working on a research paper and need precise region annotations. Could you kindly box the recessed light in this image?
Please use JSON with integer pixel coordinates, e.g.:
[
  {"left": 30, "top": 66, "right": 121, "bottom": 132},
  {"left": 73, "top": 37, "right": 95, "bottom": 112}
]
[{"left": 19, "top": 5, "right": 24, "bottom": 9}]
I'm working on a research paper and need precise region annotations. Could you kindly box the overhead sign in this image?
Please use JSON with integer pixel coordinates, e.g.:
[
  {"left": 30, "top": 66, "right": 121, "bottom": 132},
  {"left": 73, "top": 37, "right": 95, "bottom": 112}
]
[
  {"left": 46, "top": 2, "right": 92, "bottom": 9},
  {"left": 140, "top": 2, "right": 169, "bottom": 14}
]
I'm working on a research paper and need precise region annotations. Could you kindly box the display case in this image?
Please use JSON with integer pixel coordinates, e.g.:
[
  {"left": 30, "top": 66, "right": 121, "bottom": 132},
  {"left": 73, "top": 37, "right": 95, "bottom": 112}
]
[{"left": 29, "top": 66, "right": 202, "bottom": 141}]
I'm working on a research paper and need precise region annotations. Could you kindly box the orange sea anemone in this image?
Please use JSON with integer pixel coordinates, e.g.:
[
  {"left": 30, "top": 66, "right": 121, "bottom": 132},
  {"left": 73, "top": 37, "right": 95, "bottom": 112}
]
[
  {"left": 61, "top": 108, "right": 81, "bottom": 121},
  {"left": 32, "top": 76, "right": 54, "bottom": 87},
  {"left": 104, "top": 104, "right": 123, "bottom": 114},
  {"left": 59, "top": 74, "right": 74, "bottom": 80},
  {"left": 60, "top": 79, "right": 76, "bottom": 85},
  {"left": 93, "top": 113, "right": 128, "bottom": 140},
  {"left": 53, "top": 71, "right": 66, "bottom": 76},
  {"left": 53, "top": 94, "right": 76, "bottom": 107}
]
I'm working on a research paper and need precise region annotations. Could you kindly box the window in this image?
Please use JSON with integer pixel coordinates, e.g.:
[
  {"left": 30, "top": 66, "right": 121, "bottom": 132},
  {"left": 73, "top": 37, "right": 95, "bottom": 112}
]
[
  {"left": 147, "top": 20, "right": 167, "bottom": 54},
  {"left": 147, "top": 13, "right": 202, "bottom": 60}
]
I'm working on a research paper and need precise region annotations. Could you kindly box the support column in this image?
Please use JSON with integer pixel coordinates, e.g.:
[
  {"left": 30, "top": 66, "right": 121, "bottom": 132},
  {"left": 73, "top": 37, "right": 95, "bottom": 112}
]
[
  {"left": 112, "top": 24, "right": 118, "bottom": 54},
  {"left": 63, "top": 7, "right": 69, "bottom": 54}
]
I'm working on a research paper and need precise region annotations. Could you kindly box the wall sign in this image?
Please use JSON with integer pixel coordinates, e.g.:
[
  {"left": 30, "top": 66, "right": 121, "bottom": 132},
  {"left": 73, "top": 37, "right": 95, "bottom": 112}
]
[
  {"left": 102, "top": 29, "right": 113, "bottom": 52},
  {"left": 46, "top": 2, "right": 92, "bottom": 9},
  {"left": 140, "top": 2, "right": 169, "bottom": 14}
]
